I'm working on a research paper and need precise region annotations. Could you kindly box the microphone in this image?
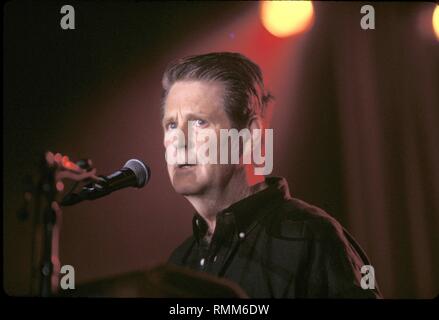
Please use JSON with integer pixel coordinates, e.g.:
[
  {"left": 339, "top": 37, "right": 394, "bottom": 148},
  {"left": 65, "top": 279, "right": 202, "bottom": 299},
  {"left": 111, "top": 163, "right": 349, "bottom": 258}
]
[{"left": 61, "top": 159, "right": 150, "bottom": 206}]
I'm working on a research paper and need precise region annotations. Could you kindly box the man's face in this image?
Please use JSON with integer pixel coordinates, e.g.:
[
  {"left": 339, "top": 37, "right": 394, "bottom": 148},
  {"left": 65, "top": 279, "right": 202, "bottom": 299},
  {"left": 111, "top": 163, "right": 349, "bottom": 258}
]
[{"left": 162, "top": 80, "right": 237, "bottom": 196}]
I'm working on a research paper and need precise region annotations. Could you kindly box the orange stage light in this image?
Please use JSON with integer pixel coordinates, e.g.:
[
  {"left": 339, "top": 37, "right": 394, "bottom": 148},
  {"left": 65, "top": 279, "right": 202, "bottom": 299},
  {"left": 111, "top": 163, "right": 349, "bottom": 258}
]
[
  {"left": 433, "top": 5, "right": 439, "bottom": 40},
  {"left": 260, "top": 0, "right": 314, "bottom": 38}
]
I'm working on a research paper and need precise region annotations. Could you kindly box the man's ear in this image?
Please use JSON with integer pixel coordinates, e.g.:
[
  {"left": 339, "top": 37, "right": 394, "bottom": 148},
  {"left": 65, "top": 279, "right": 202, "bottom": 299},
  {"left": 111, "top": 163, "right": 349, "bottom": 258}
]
[
  {"left": 248, "top": 116, "right": 264, "bottom": 132},
  {"left": 244, "top": 116, "right": 266, "bottom": 185},
  {"left": 246, "top": 116, "right": 266, "bottom": 160}
]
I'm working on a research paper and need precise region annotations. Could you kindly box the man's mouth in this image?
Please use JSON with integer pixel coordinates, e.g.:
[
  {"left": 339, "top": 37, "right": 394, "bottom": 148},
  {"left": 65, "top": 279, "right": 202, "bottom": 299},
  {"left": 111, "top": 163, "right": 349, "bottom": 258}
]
[{"left": 177, "top": 164, "right": 196, "bottom": 169}]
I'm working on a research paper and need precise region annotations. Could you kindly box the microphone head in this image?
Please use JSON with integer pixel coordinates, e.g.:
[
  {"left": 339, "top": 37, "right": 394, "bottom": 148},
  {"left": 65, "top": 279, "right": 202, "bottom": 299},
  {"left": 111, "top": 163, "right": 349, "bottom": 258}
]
[{"left": 123, "top": 159, "right": 150, "bottom": 188}]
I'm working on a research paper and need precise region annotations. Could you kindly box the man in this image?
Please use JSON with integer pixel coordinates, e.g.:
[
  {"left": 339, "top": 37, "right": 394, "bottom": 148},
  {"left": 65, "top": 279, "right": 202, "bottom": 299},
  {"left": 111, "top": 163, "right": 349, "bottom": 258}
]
[{"left": 162, "top": 52, "right": 381, "bottom": 298}]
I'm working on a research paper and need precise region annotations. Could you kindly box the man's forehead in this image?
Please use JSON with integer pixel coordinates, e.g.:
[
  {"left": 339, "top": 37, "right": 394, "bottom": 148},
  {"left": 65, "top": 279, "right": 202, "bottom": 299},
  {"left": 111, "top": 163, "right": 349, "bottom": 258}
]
[{"left": 163, "top": 80, "right": 225, "bottom": 115}]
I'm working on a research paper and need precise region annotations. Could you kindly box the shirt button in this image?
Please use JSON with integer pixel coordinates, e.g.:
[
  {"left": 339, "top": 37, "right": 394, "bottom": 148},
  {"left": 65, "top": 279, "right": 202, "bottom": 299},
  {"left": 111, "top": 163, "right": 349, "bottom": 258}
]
[
  {"left": 239, "top": 232, "right": 245, "bottom": 239},
  {"left": 200, "top": 258, "right": 205, "bottom": 266},
  {"left": 195, "top": 219, "right": 200, "bottom": 226}
]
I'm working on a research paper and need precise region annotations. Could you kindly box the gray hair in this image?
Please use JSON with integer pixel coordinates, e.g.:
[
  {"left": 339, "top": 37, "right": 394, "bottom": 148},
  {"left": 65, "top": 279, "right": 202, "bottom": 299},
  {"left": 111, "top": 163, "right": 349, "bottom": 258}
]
[{"left": 161, "top": 52, "right": 274, "bottom": 128}]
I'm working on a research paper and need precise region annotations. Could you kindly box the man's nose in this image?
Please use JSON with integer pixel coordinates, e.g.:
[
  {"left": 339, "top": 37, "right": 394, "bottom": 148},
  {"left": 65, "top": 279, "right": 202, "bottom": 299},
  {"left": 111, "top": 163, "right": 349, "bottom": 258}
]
[{"left": 174, "top": 121, "right": 188, "bottom": 149}]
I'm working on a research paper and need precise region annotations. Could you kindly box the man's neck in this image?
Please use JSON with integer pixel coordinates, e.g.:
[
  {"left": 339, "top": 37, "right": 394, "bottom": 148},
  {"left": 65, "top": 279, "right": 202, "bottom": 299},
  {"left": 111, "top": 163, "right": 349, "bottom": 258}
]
[{"left": 185, "top": 170, "right": 267, "bottom": 237}]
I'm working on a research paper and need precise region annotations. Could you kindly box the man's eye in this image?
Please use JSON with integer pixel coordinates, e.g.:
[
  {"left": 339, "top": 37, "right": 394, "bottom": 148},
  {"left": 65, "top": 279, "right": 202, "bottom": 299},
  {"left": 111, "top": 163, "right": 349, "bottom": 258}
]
[
  {"left": 166, "top": 122, "right": 177, "bottom": 130},
  {"left": 193, "top": 119, "right": 207, "bottom": 127}
]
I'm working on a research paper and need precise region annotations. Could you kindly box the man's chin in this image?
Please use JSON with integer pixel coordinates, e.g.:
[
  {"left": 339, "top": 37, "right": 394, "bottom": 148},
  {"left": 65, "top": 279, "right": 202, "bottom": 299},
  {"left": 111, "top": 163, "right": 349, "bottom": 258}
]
[
  {"left": 171, "top": 176, "right": 205, "bottom": 196},
  {"left": 172, "top": 183, "right": 205, "bottom": 196}
]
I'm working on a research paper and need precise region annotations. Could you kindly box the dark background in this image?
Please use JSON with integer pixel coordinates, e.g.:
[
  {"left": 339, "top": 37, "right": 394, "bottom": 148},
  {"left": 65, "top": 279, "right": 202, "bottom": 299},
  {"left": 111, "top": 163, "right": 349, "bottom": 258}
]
[{"left": 4, "top": 1, "right": 439, "bottom": 298}]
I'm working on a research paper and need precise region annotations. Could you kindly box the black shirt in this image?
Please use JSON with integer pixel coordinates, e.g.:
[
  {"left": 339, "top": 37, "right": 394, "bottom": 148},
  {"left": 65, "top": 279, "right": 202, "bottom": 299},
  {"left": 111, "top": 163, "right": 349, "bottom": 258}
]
[{"left": 168, "top": 177, "right": 381, "bottom": 298}]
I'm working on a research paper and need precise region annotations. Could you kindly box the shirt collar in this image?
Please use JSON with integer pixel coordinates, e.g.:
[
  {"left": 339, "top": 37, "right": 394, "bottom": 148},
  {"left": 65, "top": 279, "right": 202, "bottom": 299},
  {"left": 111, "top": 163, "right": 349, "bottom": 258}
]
[{"left": 192, "top": 176, "right": 291, "bottom": 242}]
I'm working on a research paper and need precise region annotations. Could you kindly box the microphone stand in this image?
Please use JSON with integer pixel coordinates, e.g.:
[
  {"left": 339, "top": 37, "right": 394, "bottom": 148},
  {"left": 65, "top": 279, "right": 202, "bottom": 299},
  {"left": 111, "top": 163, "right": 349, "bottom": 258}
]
[
  {"left": 26, "top": 153, "right": 93, "bottom": 297},
  {"left": 28, "top": 155, "right": 60, "bottom": 297}
]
